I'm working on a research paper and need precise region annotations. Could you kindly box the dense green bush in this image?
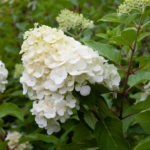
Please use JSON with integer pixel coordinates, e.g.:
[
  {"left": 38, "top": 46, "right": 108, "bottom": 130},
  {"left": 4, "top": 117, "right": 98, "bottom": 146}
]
[{"left": 1, "top": 0, "right": 150, "bottom": 150}]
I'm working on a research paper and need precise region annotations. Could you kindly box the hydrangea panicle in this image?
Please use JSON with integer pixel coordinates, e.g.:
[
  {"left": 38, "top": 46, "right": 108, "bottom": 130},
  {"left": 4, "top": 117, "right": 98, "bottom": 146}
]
[
  {"left": 56, "top": 9, "right": 94, "bottom": 31},
  {"left": 20, "top": 25, "right": 120, "bottom": 134}
]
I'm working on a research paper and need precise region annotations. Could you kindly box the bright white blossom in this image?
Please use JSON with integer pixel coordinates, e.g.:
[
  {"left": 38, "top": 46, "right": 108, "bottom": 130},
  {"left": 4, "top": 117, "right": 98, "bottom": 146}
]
[
  {"left": 56, "top": 9, "right": 94, "bottom": 31},
  {"left": 141, "top": 82, "right": 150, "bottom": 101},
  {"left": 0, "top": 60, "right": 8, "bottom": 93},
  {"left": 118, "top": 0, "right": 150, "bottom": 15},
  {"left": 20, "top": 25, "right": 120, "bottom": 134},
  {"left": 6, "top": 131, "right": 33, "bottom": 150}
]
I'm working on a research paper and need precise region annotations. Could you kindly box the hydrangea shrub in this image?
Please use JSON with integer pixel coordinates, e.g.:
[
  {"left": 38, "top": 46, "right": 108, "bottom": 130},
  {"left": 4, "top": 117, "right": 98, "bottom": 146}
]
[{"left": 1, "top": 0, "right": 150, "bottom": 149}]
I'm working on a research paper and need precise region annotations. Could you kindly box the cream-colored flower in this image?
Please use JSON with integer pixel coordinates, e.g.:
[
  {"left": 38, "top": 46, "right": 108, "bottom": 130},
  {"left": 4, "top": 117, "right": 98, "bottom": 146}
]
[
  {"left": 20, "top": 25, "right": 120, "bottom": 134},
  {"left": 6, "top": 131, "right": 32, "bottom": 150},
  {"left": 56, "top": 9, "right": 94, "bottom": 31},
  {"left": 31, "top": 93, "right": 77, "bottom": 134},
  {"left": 0, "top": 60, "right": 8, "bottom": 93}
]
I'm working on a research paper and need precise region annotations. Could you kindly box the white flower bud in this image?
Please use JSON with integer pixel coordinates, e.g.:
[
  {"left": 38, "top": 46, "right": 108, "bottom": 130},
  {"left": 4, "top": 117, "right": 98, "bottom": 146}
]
[{"left": 80, "top": 85, "right": 91, "bottom": 96}]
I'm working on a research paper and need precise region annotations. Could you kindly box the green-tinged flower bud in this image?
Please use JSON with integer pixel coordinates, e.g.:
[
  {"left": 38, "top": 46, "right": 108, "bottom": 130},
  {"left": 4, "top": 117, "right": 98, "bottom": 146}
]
[
  {"left": 56, "top": 9, "right": 94, "bottom": 31},
  {"left": 118, "top": 0, "right": 150, "bottom": 15},
  {"left": 14, "top": 64, "right": 24, "bottom": 79}
]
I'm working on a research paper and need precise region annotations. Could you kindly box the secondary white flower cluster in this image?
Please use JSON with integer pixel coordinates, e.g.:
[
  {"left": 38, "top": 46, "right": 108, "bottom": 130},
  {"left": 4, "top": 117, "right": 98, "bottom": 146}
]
[
  {"left": 56, "top": 9, "right": 94, "bottom": 31},
  {"left": 118, "top": 0, "right": 150, "bottom": 15},
  {"left": 20, "top": 25, "right": 120, "bottom": 134},
  {"left": 6, "top": 131, "right": 33, "bottom": 150},
  {"left": 0, "top": 60, "right": 8, "bottom": 93},
  {"left": 141, "top": 82, "right": 150, "bottom": 101}
]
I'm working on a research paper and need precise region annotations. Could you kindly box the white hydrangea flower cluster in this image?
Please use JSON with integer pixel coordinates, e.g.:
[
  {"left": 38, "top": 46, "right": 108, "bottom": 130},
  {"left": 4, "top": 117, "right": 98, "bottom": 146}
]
[
  {"left": 56, "top": 9, "right": 94, "bottom": 32},
  {"left": 141, "top": 82, "right": 150, "bottom": 101},
  {"left": 0, "top": 60, "right": 8, "bottom": 93},
  {"left": 6, "top": 131, "right": 33, "bottom": 150},
  {"left": 20, "top": 25, "right": 120, "bottom": 134},
  {"left": 118, "top": 0, "right": 150, "bottom": 15}
]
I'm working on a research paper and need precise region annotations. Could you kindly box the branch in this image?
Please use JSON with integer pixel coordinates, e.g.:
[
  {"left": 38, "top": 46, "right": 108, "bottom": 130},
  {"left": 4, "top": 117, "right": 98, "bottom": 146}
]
[
  {"left": 125, "top": 86, "right": 134, "bottom": 94},
  {"left": 122, "top": 112, "right": 137, "bottom": 120},
  {"left": 119, "top": 15, "right": 143, "bottom": 120},
  {"left": 117, "top": 64, "right": 127, "bottom": 73},
  {"left": 109, "top": 108, "right": 119, "bottom": 118},
  {"left": 130, "top": 66, "right": 143, "bottom": 74},
  {"left": 119, "top": 41, "right": 137, "bottom": 119},
  {"left": 110, "top": 90, "right": 122, "bottom": 95}
]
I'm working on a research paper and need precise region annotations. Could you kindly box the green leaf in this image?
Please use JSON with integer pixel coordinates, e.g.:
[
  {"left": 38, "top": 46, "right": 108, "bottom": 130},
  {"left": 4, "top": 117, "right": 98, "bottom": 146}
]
[
  {"left": 123, "top": 96, "right": 150, "bottom": 117},
  {"left": 110, "top": 35, "right": 127, "bottom": 46},
  {"left": 111, "top": 27, "right": 137, "bottom": 46},
  {"left": 136, "top": 56, "right": 150, "bottom": 68},
  {"left": 128, "top": 71, "right": 150, "bottom": 86},
  {"left": 134, "top": 136, "right": 150, "bottom": 150},
  {"left": 20, "top": 133, "right": 59, "bottom": 144},
  {"left": 135, "top": 110, "right": 150, "bottom": 133},
  {"left": 99, "top": 13, "right": 119, "bottom": 23},
  {"left": 123, "top": 96, "right": 150, "bottom": 132},
  {"left": 99, "top": 12, "right": 139, "bottom": 25},
  {"left": 72, "top": 123, "right": 93, "bottom": 143},
  {"left": 138, "top": 32, "right": 150, "bottom": 42},
  {"left": 0, "top": 140, "right": 7, "bottom": 150},
  {"left": 119, "top": 12, "right": 139, "bottom": 25},
  {"left": 96, "top": 33, "right": 108, "bottom": 39},
  {"left": 56, "top": 142, "right": 96, "bottom": 150},
  {"left": 122, "top": 116, "right": 135, "bottom": 133},
  {"left": 60, "top": 125, "right": 75, "bottom": 143},
  {"left": 92, "top": 84, "right": 110, "bottom": 94},
  {"left": 84, "top": 40, "right": 121, "bottom": 63},
  {"left": 0, "top": 103, "right": 24, "bottom": 121},
  {"left": 84, "top": 111, "right": 98, "bottom": 129},
  {"left": 121, "top": 27, "right": 137, "bottom": 45},
  {"left": 95, "top": 118, "right": 131, "bottom": 150},
  {"left": 142, "top": 20, "right": 150, "bottom": 29}
]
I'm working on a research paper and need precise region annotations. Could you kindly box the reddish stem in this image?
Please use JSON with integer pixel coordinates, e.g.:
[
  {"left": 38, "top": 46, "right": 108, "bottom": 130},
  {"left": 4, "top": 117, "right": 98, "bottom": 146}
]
[
  {"left": 110, "top": 90, "right": 122, "bottom": 95},
  {"left": 119, "top": 41, "right": 137, "bottom": 119},
  {"left": 109, "top": 108, "right": 119, "bottom": 118},
  {"left": 119, "top": 15, "right": 143, "bottom": 120},
  {"left": 122, "top": 112, "right": 137, "bottom": 119},
  {"left": 117, "top": 64, "right": 127, "bottom": 73},
  {"left": 130, "top": 66, "right": 142, "bottom": 74},
  {"left": 125, "top": 86, "right": 134, "bottom": 94}
]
